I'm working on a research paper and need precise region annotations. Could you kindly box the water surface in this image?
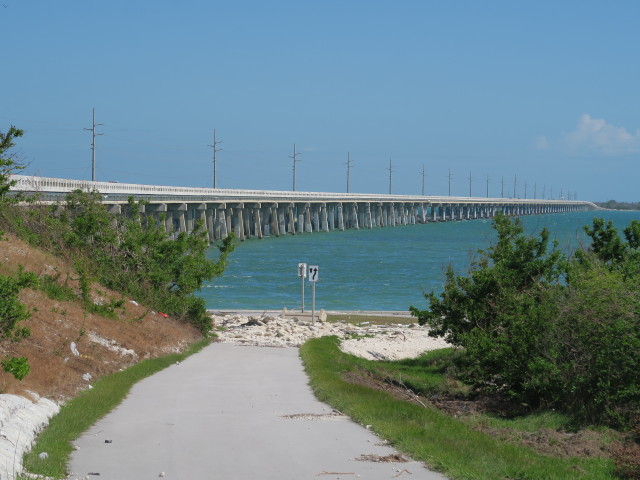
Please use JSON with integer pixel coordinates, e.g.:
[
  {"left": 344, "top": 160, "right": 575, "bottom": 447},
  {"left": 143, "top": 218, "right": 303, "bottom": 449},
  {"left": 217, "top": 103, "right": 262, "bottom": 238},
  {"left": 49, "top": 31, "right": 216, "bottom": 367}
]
[{"left": 200, "top": 211, "right": 640, "bottom": 311}]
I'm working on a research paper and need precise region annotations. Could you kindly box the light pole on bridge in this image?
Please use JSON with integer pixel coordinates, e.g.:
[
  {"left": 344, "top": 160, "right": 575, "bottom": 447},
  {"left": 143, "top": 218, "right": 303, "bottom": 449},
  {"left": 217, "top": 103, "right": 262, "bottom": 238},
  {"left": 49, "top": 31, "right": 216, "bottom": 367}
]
[
  {"left": 387, "top": 158, "right": 394, "bottom": 195},
  {"left": 290, "top": 143, "right": 301, "bottom": 191},
  {"left": 84, "top": 108, "right": 103, "bottom": 182},
  {"left": 208, "top": 129, "right": 223, "bottom": 189},
  {"left": 345, "top": 152, "right": 354, "bottom": 193}
]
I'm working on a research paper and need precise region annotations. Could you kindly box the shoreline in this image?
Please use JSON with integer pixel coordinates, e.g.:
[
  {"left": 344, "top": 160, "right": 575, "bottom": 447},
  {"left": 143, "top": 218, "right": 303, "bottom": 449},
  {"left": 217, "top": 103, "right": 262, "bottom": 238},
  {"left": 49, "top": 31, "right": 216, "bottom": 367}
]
[{"left": 208, "top": 309, "right": 414, "bottom": 317}]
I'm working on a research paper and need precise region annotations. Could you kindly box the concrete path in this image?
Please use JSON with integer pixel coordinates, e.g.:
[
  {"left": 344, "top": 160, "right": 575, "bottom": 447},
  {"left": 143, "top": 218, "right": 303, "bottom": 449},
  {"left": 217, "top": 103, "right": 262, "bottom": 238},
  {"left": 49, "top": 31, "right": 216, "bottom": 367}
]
[{"left": 68, "top": 343, "right": 447, "bottom": 480}]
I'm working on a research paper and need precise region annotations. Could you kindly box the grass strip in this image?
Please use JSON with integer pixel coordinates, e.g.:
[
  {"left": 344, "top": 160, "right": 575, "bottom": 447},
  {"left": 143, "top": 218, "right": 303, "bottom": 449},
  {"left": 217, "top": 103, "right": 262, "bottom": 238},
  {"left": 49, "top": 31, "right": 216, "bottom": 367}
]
[
  {"left": 21, "top": 338, "right": 211, "bottom": 479},
  {"left": 300, "top": 336, "right": 617, "bottom": 480}
]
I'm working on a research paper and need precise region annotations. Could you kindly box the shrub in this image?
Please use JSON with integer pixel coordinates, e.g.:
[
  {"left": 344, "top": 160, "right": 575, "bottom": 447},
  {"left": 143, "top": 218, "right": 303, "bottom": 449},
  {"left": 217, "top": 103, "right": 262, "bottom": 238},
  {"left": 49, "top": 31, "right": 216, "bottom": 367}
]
[
  {"left": 0, "top": 268, "right": 36, "bottom": 379},
  {"left": 411, "top": 213, "right": 640, "bottom": 427},
  {"left": 3, "top": 191, "right": 234, "bottom": 333}
]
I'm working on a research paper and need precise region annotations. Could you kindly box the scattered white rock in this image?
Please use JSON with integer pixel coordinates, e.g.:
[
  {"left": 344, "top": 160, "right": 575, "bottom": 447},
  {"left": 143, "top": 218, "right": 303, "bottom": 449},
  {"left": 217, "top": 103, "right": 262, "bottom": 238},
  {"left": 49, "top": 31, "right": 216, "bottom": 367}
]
[
  {"left": 82, "top": 373, "right": 92, "bottom": 382},
  {"left": 38, "top": 452, "right": 48, "bottom": 459},
  {"left": 0, "top": 393, "right": 59, "bottom": 480},
  {"left": 70, "top": 341, "right": 80, "bottom": 357},
  {"left": 88, "top": 332, "right": 137, "bottom": 358},
  {"left": 211, "top": 313, "right": 450, "bottom": 360}
]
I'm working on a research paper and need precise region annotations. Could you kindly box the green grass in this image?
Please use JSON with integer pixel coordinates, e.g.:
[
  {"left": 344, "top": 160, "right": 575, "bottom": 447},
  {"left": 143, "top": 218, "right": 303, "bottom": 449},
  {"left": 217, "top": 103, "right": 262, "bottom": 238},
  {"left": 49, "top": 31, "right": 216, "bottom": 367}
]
[
  {"left": 300, "top": 336, "right": 618, "bottom": 480},
  {"left": 22, "top": 338, "right": 211, "bottom": 479}
]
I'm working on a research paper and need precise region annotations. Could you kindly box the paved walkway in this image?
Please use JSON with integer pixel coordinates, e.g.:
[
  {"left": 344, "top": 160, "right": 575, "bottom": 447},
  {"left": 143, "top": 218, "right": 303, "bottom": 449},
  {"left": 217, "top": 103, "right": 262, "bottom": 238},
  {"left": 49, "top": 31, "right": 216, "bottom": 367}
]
[{"left": 68, "top": 343, "right": 447, "bottom": 479}]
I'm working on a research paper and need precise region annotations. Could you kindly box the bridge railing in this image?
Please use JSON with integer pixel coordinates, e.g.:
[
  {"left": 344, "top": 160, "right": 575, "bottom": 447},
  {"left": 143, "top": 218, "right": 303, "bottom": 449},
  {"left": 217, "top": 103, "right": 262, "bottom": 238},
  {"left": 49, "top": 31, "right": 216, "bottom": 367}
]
[{"left": 9, "top": 175, "right": 598, "bottom": 208}]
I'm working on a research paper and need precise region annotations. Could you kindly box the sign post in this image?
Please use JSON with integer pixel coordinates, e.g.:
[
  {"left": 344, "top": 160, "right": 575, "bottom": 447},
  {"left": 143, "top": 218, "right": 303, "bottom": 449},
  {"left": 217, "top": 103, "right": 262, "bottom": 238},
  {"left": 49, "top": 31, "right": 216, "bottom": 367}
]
[
  {"left": 308, "top": 265, "right": 319, "bottom": 323},
  {"left": 298, "top": 263, "right": 307, "bottom": 312}
]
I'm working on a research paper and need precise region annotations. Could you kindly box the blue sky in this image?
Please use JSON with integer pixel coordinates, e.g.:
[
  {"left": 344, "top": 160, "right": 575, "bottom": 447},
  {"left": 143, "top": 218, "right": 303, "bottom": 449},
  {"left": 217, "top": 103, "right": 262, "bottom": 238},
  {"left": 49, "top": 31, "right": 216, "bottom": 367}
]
[{"left": 2, "top": 1, "right": 639, "bottom": 201}]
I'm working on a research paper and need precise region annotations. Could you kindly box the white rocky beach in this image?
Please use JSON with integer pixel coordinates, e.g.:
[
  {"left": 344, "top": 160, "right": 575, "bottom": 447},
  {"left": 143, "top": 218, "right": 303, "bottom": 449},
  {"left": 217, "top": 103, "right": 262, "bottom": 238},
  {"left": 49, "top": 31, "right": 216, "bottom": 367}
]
[{"left": 212, "top": 310, "right": 450, "bottom": 361}]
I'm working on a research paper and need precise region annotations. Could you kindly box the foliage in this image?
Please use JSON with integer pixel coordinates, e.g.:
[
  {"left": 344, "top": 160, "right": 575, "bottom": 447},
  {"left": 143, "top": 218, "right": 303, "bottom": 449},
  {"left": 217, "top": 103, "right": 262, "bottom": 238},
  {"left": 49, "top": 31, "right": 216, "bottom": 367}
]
[
  {"left": 1, "top": 355, "right": 30, "bottom": 380},
  {"left": 411, "top": 213, "right": 640, "bottom": 427},
  {"left": 38, "top": 274, "right": 76, "bottom": 301},
  {"left": 300, "top": 336, "right": 616, "bottom": 479},
  {"left": 3, "top": 190, "right": 234, "bottom": 333},
  {"left": 0, "top": 267, "right": 37, "bottom": 379},
  {"left": 0, "top": 125, "right": 24, "bottom": 201}
]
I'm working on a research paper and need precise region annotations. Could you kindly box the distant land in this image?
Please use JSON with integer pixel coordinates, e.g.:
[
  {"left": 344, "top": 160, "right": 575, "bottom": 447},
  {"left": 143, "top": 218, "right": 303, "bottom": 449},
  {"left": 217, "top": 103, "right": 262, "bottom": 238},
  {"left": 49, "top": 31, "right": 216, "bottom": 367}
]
[{"left": 596, "top": 200, "right": 640, "bottom": 210}]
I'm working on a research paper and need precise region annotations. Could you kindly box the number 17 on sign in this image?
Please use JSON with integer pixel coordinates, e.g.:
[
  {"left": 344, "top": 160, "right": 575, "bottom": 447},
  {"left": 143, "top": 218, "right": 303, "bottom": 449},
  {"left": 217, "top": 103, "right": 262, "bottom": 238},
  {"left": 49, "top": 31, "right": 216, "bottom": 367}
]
[{"left": 308, "top": 265, "right": 319, "bottom": 323}]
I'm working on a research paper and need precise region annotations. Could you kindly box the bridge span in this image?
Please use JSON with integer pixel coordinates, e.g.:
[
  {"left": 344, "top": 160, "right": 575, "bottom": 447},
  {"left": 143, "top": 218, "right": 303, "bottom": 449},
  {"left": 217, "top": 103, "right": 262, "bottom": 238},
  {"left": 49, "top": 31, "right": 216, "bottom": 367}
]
[{"left": 10, "top": 175, "right": 598, "bottom": 242}]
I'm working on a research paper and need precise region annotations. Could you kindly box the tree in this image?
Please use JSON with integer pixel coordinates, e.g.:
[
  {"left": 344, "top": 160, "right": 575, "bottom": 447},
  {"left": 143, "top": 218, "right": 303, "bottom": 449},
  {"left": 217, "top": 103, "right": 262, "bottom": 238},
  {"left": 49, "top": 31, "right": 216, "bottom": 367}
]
[
  {"left": 0, "top": 125, "right": 24, "bottom": 200},
  {"left": 411, "top": 213, "right": 640, "bottom": 426},
  {"left": 0, "top": 126, "right": 32, "bottom": 380}
]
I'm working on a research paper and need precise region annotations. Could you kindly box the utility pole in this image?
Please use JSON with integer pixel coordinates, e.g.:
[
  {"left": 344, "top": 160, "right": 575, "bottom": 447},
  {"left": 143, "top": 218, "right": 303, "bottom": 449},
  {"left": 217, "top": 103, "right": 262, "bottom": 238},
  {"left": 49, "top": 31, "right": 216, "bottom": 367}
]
[
  {"left": 501, "top": 176, "right": 505, "bottom": 198},
  {"left": 560, "top": 187, "right": 563, "bottom": 200},
  {"left": 534, "top": 182, "right": 537, "bottom": 199},
  {"left": 486, "top": 174, "right": 490, "bottom": 198},
  {"left": 513, "top": 174, "right": 517, "bottom": 199},
  {"left": 387, "top": 158, "right": 393, "bottom": 195},
  {"left": 448, "top": 169, "right": 453, "bottom": 196},
  {"left": 542, "top": 185, "right": 546, "bottom": 199},
  {"left": 524, "top": 181, "right": 528, "bottom": 199},
  {"left": 550, "top": 186, "right": 554, "bottom": 199},
  {"left": 84, "top": 107, "right": 103, "bottom": 182},
  {"left": 208, "top": 129, "right": 223, "bottom": 188},
  {"left": 468, "top": 171, "right": 473, "bottom": 197},
  {"left": 345, "top": 152, "right": 353, "bottom": 193},
  {"left": 420, "top": 164, "right": 426, "bottom": 196},
  {"left": 290, "top": 143, "right": 301, "bottom": 191}
]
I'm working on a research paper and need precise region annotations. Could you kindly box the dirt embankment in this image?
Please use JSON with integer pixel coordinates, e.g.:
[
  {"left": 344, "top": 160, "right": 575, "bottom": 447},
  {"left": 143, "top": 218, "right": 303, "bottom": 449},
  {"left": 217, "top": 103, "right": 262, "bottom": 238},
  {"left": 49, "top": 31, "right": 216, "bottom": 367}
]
[{"left": 0, "top": 233, "right": 201, "bottom": 402}]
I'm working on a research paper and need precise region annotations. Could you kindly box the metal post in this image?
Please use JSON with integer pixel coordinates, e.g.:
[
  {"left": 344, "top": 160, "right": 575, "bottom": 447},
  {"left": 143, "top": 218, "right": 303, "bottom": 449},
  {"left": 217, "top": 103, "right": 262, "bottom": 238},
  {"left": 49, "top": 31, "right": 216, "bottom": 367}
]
[
  {"left": 311, "top": 282, "right": 316, "bottom": 324},
  {"left": 84, "top": 107, "right": 103, "bottom": 182},
  {"left": 290, "top": 143, "right": 301, "bottom": 191},
  {"left": 301, "top": 275, "right": 305, "bottom": 313},
  {"left": 209, "top": 129, "right": 223, "bottom": 188}
]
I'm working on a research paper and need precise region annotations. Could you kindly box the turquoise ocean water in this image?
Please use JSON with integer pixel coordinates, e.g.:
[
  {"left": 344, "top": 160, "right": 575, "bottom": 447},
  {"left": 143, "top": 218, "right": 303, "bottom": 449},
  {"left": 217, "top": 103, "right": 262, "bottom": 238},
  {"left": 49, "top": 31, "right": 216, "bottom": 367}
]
[{"left": 199, "top": 210, "right": 640, "bottom": 311}]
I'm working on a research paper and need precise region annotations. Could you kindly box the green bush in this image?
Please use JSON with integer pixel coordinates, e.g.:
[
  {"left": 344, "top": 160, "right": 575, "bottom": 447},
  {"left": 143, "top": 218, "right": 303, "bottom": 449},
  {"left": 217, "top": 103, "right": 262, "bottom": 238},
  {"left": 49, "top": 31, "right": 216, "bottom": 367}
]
[
  {"left": 2, "top": 189, "right": 234, "bottom": 334},
  {"left": 411, "top": 213, "right": 640, "bottom": 427},
  {"left": 0, "top": 268, "right": 36, "bottom": 379}
]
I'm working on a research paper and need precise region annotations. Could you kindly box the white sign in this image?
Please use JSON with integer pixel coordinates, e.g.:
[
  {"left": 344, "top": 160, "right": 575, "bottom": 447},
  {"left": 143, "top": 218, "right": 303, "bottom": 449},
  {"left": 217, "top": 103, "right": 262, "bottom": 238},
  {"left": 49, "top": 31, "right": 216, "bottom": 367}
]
[
  {"left": 298, "top": 263, "right": 307, "bottom": 278},
  {"left": 308, "top": 265, "right": 319, "bottom": 282}
]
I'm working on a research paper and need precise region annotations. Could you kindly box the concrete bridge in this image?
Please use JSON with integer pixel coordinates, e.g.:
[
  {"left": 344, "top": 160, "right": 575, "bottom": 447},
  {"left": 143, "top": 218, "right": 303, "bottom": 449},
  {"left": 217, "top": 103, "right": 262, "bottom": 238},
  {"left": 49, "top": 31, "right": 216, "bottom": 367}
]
[{"left": 10, "top": 175, "right": 598, "bottom": 242}]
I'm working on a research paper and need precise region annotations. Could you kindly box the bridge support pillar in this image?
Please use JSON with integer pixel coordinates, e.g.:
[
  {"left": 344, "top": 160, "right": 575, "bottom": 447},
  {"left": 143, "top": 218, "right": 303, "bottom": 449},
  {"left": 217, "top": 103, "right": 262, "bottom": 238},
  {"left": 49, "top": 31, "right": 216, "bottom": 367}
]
[
  {"left": 204, "top": 207, "right": 214, "bottom": 242},
  {"left": 350, "top": 204, "right": 359, "bottom": 229},
  {"left": 231, "top": 205, "right": 245, "bottom": 241},
  {"left": 320, "top": 204, "right": 329, "bottom": 231},
  {"left": 167, "top": 203, "right": 187, "bottom": 236},
  {"left": 252, "top": 205, "right": 263, "bottom": 239},
  {"left": 328, "top": 205, "right": 335, "bottom": 230},
  {"left": 214, "top": 206, "right": 227, "bottom": 239},
  {"left": 296, "top": 205, "right": 304, "bottom": 233},
  {"left": 337, "top": 204, "right": 345, "bottom": 231},
  {"left": 285, "top": 204, "right": 294, "bottom": 234},
  {"left": 304, "top": 204, "right": 313, "bottom": 233},
  {"left": 276, "top": 206, "right": 285, "bottom": 234}
]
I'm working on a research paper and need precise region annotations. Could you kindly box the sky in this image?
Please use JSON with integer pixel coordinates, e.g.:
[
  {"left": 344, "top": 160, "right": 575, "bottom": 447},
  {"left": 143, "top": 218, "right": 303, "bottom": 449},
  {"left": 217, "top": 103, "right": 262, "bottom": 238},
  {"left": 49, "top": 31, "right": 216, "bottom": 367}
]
[{"left": 2, "top": 1, "right": 639, "bottom": 202}]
